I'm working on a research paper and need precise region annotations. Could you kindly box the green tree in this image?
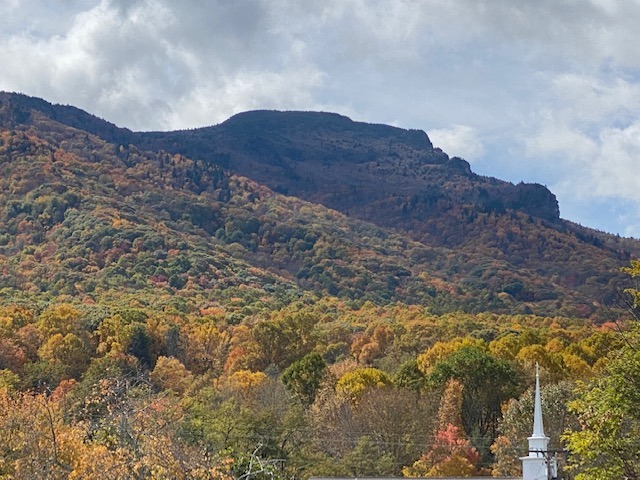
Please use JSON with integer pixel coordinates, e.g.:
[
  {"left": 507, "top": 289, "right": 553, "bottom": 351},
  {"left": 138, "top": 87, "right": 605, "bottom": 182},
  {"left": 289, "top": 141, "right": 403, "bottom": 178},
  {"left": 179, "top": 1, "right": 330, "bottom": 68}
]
[
  {"left": 564, "top": 340, "right": 640, "bottom": 479},
  {"left": 342, "top": 436, "right": 394, "bottom": 476},
  {"left": 394, "top": 359, "right": 426, "bottom": 391},
  {"left": 428, "top": 345, "right": 521, "bottom": 461},
  {"left": 492, "top": 381, "right": 576, "bottom": 476},
  {"left": 281, "top": 352, "right": 327, "bottom": 405}
]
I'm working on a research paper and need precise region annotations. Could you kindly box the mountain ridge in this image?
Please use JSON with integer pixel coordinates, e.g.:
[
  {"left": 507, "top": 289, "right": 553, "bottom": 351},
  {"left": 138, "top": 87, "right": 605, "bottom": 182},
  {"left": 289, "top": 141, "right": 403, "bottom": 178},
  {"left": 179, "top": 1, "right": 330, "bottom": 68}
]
[{"left": 1, "top": 91, "right": 638, "bottom": 319}]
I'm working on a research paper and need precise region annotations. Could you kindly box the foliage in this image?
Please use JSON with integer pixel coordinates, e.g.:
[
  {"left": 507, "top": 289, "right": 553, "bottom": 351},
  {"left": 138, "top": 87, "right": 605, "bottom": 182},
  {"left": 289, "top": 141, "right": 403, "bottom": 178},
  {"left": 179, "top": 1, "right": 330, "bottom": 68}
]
[
  {"left": 0, "top": 93, "right": 638, "bottom": 477},
  {"left": 564, "top": 331, "right": 640, "bottom": 479},
  {"left": 427, "top": 345, "right": 522, "bottom": 461},
  {"left": 281, "top": 352, "right": 327, "bottom": 405},
  {"left": 336, "top": 367, "right": 393, "bottom": 402},
  {"left": 403, "top": 424, "right": 482, "bottom": 477},
  {"left": 491, "top": 381, "right": 577, "bottom": 476}
]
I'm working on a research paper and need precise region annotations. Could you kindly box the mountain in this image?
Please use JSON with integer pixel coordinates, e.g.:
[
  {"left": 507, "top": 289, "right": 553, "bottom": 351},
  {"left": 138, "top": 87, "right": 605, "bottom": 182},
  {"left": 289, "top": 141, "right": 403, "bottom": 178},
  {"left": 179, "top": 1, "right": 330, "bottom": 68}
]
[{"left": 0, "top": 91, "right": 638, "bottom": 318}]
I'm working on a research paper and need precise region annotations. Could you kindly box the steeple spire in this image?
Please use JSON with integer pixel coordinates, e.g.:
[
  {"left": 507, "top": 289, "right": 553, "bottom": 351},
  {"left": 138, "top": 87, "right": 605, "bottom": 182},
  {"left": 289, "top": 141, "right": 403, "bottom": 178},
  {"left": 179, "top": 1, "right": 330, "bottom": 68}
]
[
  {"left": 521, "top": 363, "right": 557, "bottom": 479},
  {"left": 532, "top": 363, "right": 545, "bottom": 438}
]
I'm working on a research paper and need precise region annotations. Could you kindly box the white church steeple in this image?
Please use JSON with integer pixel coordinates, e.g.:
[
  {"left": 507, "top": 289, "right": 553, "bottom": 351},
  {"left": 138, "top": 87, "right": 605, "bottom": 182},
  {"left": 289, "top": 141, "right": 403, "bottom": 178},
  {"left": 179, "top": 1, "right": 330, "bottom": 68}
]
[{"left": 521, "top": 364, "right": 557, "bottom": 480}]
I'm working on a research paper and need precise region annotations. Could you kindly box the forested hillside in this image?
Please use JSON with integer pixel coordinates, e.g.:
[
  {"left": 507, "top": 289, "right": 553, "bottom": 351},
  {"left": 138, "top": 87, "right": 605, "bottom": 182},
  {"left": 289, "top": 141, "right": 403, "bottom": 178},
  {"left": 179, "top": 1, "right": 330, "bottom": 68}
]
[
  {"left": 0, "top": 92, "right": 639, "bottom": 478},
  {"left": 2, "top": 92, "right": 638, "bottom": 319}
]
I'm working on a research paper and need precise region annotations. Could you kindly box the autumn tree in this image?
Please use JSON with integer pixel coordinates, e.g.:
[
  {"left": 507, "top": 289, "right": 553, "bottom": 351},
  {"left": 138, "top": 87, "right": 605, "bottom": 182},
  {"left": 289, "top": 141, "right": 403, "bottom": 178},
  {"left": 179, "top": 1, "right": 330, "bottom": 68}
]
[
  {"left": 150, "top": 356, "right": 193, "bottom": 394},
  {"left": 427, "top": 345, "right": 521, "bottom": 461},
  {"left": 403, "top": 423, "right": 482, "bottom": 477},
  {"left": 417, "top": 337, "right": 486, "bottom": 375},
  {"left": 436, "top": 379, "right": 464, "bottom": 431},
  {"left": 37, "top": 333, "right": 90, "bottom": 379},
  {"left": 336, "top": 367, "right": 393, "bottom": 402},
  {"left": 564, "top": 339, "right": 640, "bottom": 479},
  {"left": 562, "top": 260, "right": 640, "bottom": 478}
]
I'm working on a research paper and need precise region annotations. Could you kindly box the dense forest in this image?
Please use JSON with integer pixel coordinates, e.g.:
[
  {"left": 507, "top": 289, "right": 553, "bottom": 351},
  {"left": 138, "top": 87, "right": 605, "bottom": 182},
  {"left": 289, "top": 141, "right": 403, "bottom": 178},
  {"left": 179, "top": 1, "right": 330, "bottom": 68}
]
[{"left": 0, "top": 92, "right": 639, "bottom": 479}]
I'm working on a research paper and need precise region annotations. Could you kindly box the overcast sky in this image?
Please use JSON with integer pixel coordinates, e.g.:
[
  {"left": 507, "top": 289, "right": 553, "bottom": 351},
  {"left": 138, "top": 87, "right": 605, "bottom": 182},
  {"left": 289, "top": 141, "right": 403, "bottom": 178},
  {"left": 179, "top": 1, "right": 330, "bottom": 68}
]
[{"left": 2, "top": 0, "right": 640, "bottom": 237}]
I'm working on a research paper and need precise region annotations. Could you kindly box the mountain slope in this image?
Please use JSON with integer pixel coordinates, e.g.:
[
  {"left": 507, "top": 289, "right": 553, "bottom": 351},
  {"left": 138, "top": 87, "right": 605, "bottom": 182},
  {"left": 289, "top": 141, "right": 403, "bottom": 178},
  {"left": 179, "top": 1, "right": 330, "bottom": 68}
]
[{"left": 0, "top": 92, "right": 638, "bottom": 318}]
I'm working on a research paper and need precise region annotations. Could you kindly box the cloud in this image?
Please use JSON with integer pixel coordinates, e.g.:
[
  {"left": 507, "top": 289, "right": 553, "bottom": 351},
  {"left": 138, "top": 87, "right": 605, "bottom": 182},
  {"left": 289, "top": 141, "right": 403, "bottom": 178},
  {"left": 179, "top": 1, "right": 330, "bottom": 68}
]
[
  {"left": 0, "top": 0, "right": 328, "bottom": 129},
  {"left": 522, "top": 70, "right": 640, "bottom": 234},
  {"left": 428, "top": 125, "right": 485, "bottom": 162}
]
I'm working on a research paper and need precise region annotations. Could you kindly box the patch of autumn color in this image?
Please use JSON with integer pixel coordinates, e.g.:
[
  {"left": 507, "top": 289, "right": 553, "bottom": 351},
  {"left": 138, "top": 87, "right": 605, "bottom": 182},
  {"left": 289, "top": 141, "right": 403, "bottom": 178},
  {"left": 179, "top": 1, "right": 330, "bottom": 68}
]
[
  {"left": 598, "top": 321, "right": 619, "bottom": 331},
  {"left": 402, "top": 423, "right": 481, "bottom": 478},
  {"left": 336, "top": 367, "right": 392, "bottom": 402},
  {"left": 221, "top": 369, "right": 268, "bottom": 394},
  {"left": 50, "top": 378, "right": 78, "bottom": 401},
  {"left": 490, "top": 435, "right": 520, "bottom": 476},
  {"left": 223, "top": 346, "right": 252, "bottom": 373},
  {"left": 200, "top": 306, "right": 225, "bottom": 316},
  {"left": 561, "top": 353, "right": 592, "bottom": 379},
  {"left": 437, "top": 379, "right": 464, "bottom": 431},
  {"left": 417, "top": 337, "right": 485, "bottom": 375},
  {"left": 38, "top": 332, "right": 90, "bottom": 378},
  {"left": 351, "top": 323, "right": 394, "bottom": 364},
  {"left": 36, "top": 304, "right": 83, "bottom": 337},
  {"left": 181, "top": 322, "right": 230, "bottom": 375},
  {"left": 110, "top": 216, "right": 133, "bottom": 228},
  {"left": 0, "top": 338, "right": 28, "bottom": 372},
  {"left": 223, "top": 325, "right": 261, "bottom": 374},
  {"left": 150, "top": 356, "right": 193, "bottom": 394},
  {"left": 545, "top": 337, "right": 566, "bottom": 354}
]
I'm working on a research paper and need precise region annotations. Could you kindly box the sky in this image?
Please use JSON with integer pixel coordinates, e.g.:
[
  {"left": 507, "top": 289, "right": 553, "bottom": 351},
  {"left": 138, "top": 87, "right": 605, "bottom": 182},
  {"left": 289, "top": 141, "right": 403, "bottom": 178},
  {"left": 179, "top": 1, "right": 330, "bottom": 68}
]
[{"left": 1, "top": 0, "right": 640, "bottom": 238}]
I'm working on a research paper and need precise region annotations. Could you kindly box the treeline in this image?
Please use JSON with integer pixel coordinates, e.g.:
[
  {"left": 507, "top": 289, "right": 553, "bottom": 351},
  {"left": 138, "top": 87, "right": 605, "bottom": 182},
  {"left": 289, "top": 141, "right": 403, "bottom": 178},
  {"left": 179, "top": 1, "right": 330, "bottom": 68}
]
[{"left": 0, "top": 298, "right": 629, "bottom": 478}]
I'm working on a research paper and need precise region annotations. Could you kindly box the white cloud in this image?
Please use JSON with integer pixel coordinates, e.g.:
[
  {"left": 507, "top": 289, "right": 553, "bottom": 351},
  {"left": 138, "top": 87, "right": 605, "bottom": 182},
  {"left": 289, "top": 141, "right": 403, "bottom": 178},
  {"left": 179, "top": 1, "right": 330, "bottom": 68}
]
[{"left": 429, "top": 125, "right": 485, "bottom": 163}]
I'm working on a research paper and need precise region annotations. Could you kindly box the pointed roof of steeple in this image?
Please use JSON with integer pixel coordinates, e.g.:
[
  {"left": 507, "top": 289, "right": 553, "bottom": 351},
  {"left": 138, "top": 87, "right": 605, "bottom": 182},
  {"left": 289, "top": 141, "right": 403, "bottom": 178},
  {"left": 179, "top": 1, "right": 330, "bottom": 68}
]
[{"left": 531, "top": 363, "right": 545, "bottom": 438}]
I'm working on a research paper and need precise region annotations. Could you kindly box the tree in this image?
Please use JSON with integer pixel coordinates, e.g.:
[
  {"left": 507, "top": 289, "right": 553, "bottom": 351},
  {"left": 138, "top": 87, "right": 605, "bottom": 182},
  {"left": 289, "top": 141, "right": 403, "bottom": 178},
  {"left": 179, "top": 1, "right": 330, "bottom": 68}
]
[
  {"left": 394, "top": 359, "right": 426, "bottom": 391},
  {"left": 417, "top": 337, "right": 486, "bottom": 375},
  {"left": 36, "top": 304, "right": 83, "bottom": 338},
  {"left": 336, "top": 367, "right": 393, "bottom": 402},
  {"left": 352, "top": 388, "right": 437, "bottom": 474},
  {"left": 564, "top": 340, "right": 640, "bottom": 479},
  {"left": 150, "top": 356, "right": 193, "bottom": 394},
  {"left": 403, "top": 423, "right": 481, "bottom": 477},
  {"left": 436, "top": 379, "right": 464, "bottom": 431},
  {"left": 251, "top": 312, "right": 317, "bottom": 370},
  {"left": 492, "top": 381, "right": 576, "bottom": 476},
  {"left": 427, "top": 345, "right": 521, "bottom": 461},
  {"left": 342, "top": 436, "right": 394, "bottom": 477},
  {"left": 181, "top": 322, "right": 230, "bottom": 375},
  {"left": 281, "top": 352, "right": 327, "bottom": 405},
  {"left": 37, "top": 333, "right": 90, "bottom": 379},
  {"left": 562, "top": 261, "right": 640, "bottom": 479}
]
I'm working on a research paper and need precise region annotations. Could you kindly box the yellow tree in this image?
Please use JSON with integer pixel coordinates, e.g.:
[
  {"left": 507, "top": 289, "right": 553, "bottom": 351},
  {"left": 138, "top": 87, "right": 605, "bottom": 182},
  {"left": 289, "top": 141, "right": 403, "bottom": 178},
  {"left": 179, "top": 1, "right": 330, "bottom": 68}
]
[
  {"left": 150, "top": 356, "right": 193, "bottom": 394},
  {"left": 38, "top": 333, "right": 90, "bottom": 379},
  {"left": 417, "top": 337, "right": 486, "bottom": 375},
  {"left": 336, "top": 367, "right": 393, "bottom": 402}
]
